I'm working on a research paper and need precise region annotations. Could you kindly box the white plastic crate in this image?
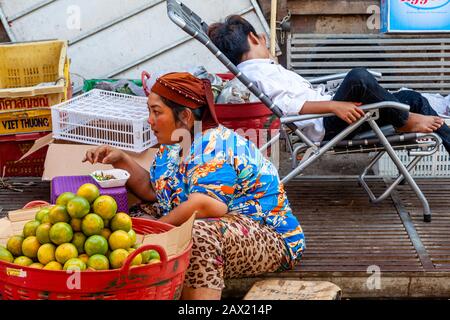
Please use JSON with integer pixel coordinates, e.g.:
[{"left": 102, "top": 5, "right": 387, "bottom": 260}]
[
  {"left": 51, "top": 89, "right": 157, "bottom": 152},
  {"left": 377, "top": 120, "right": 450, "bottom": 177},
  {"left": 377, "top": 145, "right": 450, "bottom": 177}
]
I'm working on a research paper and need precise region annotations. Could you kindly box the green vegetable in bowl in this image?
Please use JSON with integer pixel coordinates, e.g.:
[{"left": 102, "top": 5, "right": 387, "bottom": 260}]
[{"left": 92, "top": 172, "right": 116, "bottom": 181}]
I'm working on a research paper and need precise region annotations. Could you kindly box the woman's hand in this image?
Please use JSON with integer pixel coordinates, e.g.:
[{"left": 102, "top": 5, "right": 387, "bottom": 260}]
[
  {"left": 331, "top": 102, "right": 365, "bottom": 124},
  {"left": 83, "top": 145, "right": 126, "bottom": 166},
  {"left": 83, "top": 145, "right": 157, "bottom": 202}
]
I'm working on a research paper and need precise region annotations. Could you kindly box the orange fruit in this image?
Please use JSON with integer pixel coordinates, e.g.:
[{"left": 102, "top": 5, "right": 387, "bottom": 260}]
[
  {"left": 148, "top": 259, "right": 161, "bottom": 265},
  {"left": 81, "top": 214, "right": 104, "bottom": 236},
  {"left": 71, "top": 232, "right": 87, "bottom": 254},
  {"left": 36, "top": 223, "right": 52, "bottom": 244},
  {"left": 41, "top": 212, "right": 51, "bottom": 224},
  {"left": 93, "top": 196, "right": 117, "bottom": 220},
  {"left": 22, "top": 236, "right": 40, "bottom": 259},
  {"left": 13, "top": 256, "right": 33, "bottom": 266},
  {"left": 35, "top": 208, "right": 50, "bottom": 222},
  {"left": 108, "top": 230, "right": 131, "bottom": 251},
  {"left": 78, "top": 254, "right": 89, "bottom": 264},
  {"left": 128, "top": 229, "right": 137, "bottom": 247},
  {"left": 84, "top": 235, "right": 108, "bottom": 256},
  {"left": 56, "top": 192, "right": 76, "bottom": 206},
  {"left": 55, "top": 243, "right": 78, "bottom": 264},
  {"left": 142, "top": 249, "right": 160, "bottom": 264},
  {"left": 77, "top": 183, "right": 100, "bottom": 204},
  {"left": 49, "top": 222, "right": 73, "bottom": 245},
  {"left": 100, "top": 228, "right": 112, "bottom": 241},
  {"left": 29, "top": 263, "right": 44, "bottom": 269},
  {"left": 110, "top": 213, "right": 132, "bottom": 232},
  {"left": 7, "top": 235, "right": 24, "bottom": 256},
  {"left": 67, "top": 196, "right": 90, "bottom": 219},
  {"left": 87, "top": 254, "right": 110, "bottom": 270},
  {"left": 70, "top": 218, "right": 82, "bottom": 232},
  {"left": 43, "top": 261, "right": 63, "bottom": 270},
  {"left": 23, "top": 220, "right": 40, "bottom": 238},
  {"left": 127, "top": 248, "right": 143, "bottom": 266},
  {"left": 0, "top": 246, "right": 14, "bottom": 263},
  {"left": 109, "top": 249, "right": 129, "bottom": 269},
  {"left": 37, "top": 243, "right": 56, "bottom": 265},
  {"left": 63, "top": 258, "right": 87, "bottom": 271},
  {"left": 48, "top": 205, "right": 70, "bottom": 224}
]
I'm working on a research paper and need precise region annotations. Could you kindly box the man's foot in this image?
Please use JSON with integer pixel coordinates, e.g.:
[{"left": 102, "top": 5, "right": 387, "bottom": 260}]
[{"left": 398, "top": 113, "right": 444, "bottom": 133}]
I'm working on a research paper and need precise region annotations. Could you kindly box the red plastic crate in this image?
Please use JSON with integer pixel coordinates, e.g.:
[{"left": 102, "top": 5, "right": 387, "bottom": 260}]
[{"left": 0, "top": 132, "right": 49, "bottom": 177}]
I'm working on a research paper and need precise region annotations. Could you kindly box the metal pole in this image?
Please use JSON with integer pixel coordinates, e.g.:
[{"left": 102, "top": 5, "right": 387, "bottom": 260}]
[
  {"left": 0, "top": 6, "right": 15, "bottom": 42},
  {"left": 270, "top": 0, "right": 277, "bottom": 57}
]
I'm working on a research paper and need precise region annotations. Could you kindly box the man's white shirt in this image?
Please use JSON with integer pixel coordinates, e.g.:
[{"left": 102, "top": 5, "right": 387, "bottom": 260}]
[{"left": 237, "top": 58, "right": 333, "bottom": 142}]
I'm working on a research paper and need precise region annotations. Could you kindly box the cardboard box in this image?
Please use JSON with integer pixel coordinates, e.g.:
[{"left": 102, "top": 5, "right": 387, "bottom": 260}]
[
  {"left": 20, "top": 133, "right": 158, "bottom": 181},
  {"left": 381, "top": 0, "right": 450, "bottom": 33}
]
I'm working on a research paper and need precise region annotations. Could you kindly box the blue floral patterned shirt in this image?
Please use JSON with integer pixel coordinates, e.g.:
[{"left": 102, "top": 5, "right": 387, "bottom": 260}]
[{"left": 149, "top": 125, "right": 305, "bottom": 261}]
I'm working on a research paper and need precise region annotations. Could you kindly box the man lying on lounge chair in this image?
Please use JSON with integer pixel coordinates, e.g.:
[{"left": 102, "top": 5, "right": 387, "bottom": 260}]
[{"left": 208, "top": 16, "right": 450, "bottom": 155}]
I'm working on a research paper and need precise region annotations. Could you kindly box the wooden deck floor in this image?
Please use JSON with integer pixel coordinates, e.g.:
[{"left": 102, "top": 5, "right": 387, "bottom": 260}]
[
  {"left": 227, "top": 178, "right": 450, "bottom": 299},
  {"left": 2, "top": 177, "right": 450, "bottom": 298}
]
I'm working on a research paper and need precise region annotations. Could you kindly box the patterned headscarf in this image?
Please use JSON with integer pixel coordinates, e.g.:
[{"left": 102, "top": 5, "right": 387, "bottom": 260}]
[{"left": 151, "top": 72, "right": 219, "bottom": 130}]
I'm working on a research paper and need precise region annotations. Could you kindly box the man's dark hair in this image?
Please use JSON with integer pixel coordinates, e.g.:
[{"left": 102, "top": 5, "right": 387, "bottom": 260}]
[{"left": 208, "top": 15, "right": 257, "bottom": 66}]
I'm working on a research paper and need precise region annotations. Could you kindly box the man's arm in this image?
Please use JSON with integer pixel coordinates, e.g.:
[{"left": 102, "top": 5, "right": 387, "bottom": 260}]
[{"left": 301, "top": 101, "right": 365, "bottom": 124}]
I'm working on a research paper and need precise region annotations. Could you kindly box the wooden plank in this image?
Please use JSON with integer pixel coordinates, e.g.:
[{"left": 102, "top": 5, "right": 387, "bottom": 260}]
[
  {"left": 243, "top": 280, "right": 342, "bottom": 300},
  {"left": 291, "top": 38, "right": 450, "bottom": 44},
  {"left": 292, "top": 33, "right": 450, "bottom": 39},
  {"left": 291, "top": 61, "right": 450, "bottom": 67},
  {"left": 291, "top": 45, "right": 450, "bottom": 52},
  {"left": 292, "top": 52, "right": 450, "bottom": 59},
  {"left": 288, "top": 0, "right": 381, "bottom": 15},
  {"left": 295, "top": 68, "right": 450, "bottom": 75},
  {"left": 381, "top": 84, "right": 450, "bottom": 89},
  {"left": 0, "top": 178, "right": 50, "bottom": 217}
]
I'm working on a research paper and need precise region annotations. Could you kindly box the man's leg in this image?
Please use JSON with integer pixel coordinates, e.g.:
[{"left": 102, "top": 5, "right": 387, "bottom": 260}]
[
  {"left": 393, "top": 90, "right": 450, "bottom": 154},
  {"left": 324, "top": 68, "right": 443, "bottom": 141},
  {"left": 323, "top": 68, "right": 409, "bottom": 140}
]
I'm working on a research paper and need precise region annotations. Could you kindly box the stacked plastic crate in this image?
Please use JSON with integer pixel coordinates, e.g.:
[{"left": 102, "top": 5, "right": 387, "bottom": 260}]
[{"left": 0, "top": 40, "right": 70, "bottom": 177}]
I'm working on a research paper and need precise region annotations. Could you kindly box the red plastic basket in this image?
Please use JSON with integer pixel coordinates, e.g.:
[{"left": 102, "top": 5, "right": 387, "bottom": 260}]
[
  {"left": 22, "top": 200, "right": 51, "bottom": 209},
  {"left": 141, "top": 72, "right": 280, "bottom": 148},
  {"left": 215, "top": 73, "right": 280, "bottom": 148},
  {"left": 0, "top": 218, "right": 192, "bottom": 300}
]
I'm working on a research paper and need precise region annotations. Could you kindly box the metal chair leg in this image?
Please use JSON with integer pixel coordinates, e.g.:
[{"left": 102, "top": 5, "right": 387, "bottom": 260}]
[
  {"left": 358, "top": 151, "right": 424, "bottom": 203},
  {"left": 367, "top": 120, "right": 431, "bottom": 222}
]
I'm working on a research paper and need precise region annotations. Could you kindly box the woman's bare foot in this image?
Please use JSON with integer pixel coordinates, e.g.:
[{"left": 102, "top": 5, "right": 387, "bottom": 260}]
[{"left": 398, "top": 113, "right": 444, "bottom": 133}]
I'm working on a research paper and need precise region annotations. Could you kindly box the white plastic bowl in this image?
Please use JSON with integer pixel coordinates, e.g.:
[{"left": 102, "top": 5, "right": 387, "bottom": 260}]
[{"left": 90, "top": 169, "right": 130, "bottom": 188}]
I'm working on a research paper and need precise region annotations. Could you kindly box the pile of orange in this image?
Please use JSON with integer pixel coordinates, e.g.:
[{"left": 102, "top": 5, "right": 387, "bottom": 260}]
[{"left": 0, "top": 183, "right": 161, "bottom": 271}]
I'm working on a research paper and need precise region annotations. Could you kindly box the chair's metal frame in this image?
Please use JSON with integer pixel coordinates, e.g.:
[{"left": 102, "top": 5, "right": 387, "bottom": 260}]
[{"left": 166, "top": 0, "right": 442, "bottom": 222}]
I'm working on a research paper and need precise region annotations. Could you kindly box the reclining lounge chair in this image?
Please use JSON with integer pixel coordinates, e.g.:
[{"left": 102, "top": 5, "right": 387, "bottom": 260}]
[{"left": 166, "top": 0, "right": 442, "bottom": 222}]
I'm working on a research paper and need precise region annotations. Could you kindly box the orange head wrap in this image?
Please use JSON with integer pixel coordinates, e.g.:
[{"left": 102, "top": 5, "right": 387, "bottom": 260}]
[{"left": 150, "top": 72, "right": 219, "bottom": 130}]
